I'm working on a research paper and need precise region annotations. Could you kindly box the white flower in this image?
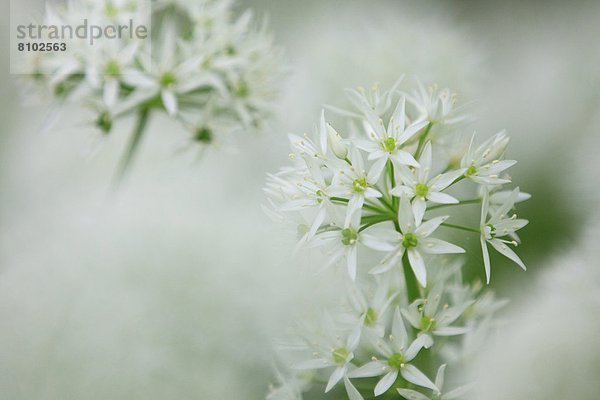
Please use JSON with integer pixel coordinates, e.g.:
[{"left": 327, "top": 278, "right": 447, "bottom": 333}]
[
  {"left": 461, "top": 132, "right": 516, "bottom": 185},
  {"left": 356, "top": 97, "right": 428, "bottom": 179},
  {"left": 345, "top": 279, "right": 398, "bottom": 338},
  {"left": 480, "top": 188, "right": 529, "bottom": 283},
  {"left": 401, "top": 284, "right": 471, "bottom": 338},
  {"left": 310, "top": 212, "right": 370, "bottom": 281},
  {"left": 367, "top": 197, "right": 464, "bottom": 287},
  {"left": 293, "top": 316, "right": 360, "bottom": 393},
  {"left": 406, "top": 82, "right": 466, "bottom": 125},
  {"left": 329, "top": 145, "right": 383, "bottom": 226},
  {"left": 348, "top": 308, "right": 436, "bottom": 396},
  {"left": 397, "top": 364, "right": 473, "bottom": 400},
  {"left": 392, "top": 142, "right": 464, "bottom": 224}
]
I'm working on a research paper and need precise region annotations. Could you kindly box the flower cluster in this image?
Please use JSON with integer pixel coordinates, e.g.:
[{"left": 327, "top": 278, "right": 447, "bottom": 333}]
[
  {"left": 264, "top": 80, "right": 529, "bottom": 399},
  {"left": 23, "top": 0, "right": 282, "bottom": 174}
]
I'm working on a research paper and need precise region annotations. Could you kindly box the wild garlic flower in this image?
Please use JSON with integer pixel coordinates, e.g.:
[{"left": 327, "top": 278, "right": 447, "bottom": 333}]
[
  {"left": 23, "top": 0, "right": 282, "bottom": 175},
  {"left": 265, "top": 80, "right": 529, "bottom": 399}
]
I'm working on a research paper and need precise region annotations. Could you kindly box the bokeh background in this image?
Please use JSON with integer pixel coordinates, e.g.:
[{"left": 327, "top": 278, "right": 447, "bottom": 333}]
[{"left": 1, "top": 0, "right": 599, "bottom": 399}]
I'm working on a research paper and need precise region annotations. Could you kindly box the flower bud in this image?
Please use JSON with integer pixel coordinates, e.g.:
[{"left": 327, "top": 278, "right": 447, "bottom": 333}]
[{"left": 327, "top": 124, "right": 348, "bottom": 159}]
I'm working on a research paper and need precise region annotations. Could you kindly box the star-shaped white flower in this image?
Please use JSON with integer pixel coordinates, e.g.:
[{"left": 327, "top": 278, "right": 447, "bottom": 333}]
[
  {"left": 348, "top": 308, "right": 436, "bottom": 396},
  {"left": 293, "top": 316, "right": 360, "bottom": 393},
  {"left": 330, "top": 146, "right": 383, "bottom": 226},
  {"left": 356, "top": 97, "right": 428, "bottom": 181},
  {"left": 366, "top": 197, "right": 464, "bottom": 287},
  {"left": 461, "top": 132, "right": 516, "bottom": 185},
  {"left": 480, "top": 188, "right": 529, "bottom": 283},
  {"left": 401, "top": 284, "right": 472, "bottom": 338},
  {"left": 392, "top": 142, "right": 464, "bottom": 224}
]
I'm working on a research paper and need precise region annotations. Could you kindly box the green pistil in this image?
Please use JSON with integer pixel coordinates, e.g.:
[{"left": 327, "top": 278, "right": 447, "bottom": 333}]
[
  {"left": 352, "top": 177, "right": 368, "bottom": 193},
  {"left": 364, "top": 307, "right": 377, "bottom": 326},
  {"left": 332, "top": 347, "right": 349, "bottom": 365},
  {"left": 104, "top": 60, "right": 120, "bottom": 76},
  {"left": 388, "top": 353, "right": 405, "bottom": 369},
  {"left": 415, "top": 182, "right": 429, "bottom": 197},
  {"left": 195, "top": 127, "right": 213, "bottom": 143},
  {"left": 159, "top": 72, "right": 177, "bottom": 87},
  {"left": 420, "top": 315, "right": 436, "bottom": 331},
  {"left": 383, "top": 137, "right": 396, "bottom": 152},
  {"left": 466, "top": 164, "right": 478, "bottom": 176},
  {"left": 341, "top": 228, "right": 358, "bottom": 246},
  {"left": 486, "top": 223, "right": 496, "bottom": 238},
  {"left": 402, "top": 233, "right": 418, "bottom": 249},
  {"left": 96, "top": 112, "right": 112, "bottom": 134}
]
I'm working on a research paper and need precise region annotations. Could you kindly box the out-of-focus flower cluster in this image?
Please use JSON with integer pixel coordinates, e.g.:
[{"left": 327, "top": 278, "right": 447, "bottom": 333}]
[
  {"left": 23, "top": 0, "right": 282, "bottom": 151},
  {"left": 264, "top": 79, "right": 529, "bottom": 399}
]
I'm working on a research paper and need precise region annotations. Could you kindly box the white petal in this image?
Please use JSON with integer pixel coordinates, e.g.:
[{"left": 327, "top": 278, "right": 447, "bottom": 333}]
[
  {"left": 361, "top": 234, "right": 396, "bottom": 252},
  {"left": 368, "top": 157, "right": 388, "bottom": 183},
  {"left": 490, "top": 239, "right": 526, "bottom": 270},
  {"left": 375, "top": 370, "right": 399, "bottom": 396},
  {"left": 326, "top": 366, "right": 346, "bottom": 392},
  {"left": 435, "top": 364, "right": 446, "bottom": 391},
  {"left": 433, "top": 326, "right": 470, "bottom": 336},
  {"left": 427, "top": 192, "right": 459, "bottom": 205},
  {"left": 344, "top": 377, "right": 365, "bottom": 400},
  {"left": 480, "top": 236, "right": 491, "bottom": 284},
  {"left": 392, "top": 308, "right": 409, "bottom": 349},
  {"left": 415, "top": 216, "right": 447, "bottom": 237},
  {"left": 412, "top": 197, "right": 427, "bottom": 226},
  {"left": 401, "top": 364, "right": 437, "bottom": 391},
  {"left": 347, "top": 246, "right": 358, "bottom": 281},
  {"left": 392, "top": 150, "right": 419, "bottom": 167},
  {"left": 293, "top": 358, "right": 332, "bottom": 370},
  {"left": 103, "top": 79, "right": 119, "bottom": 108},
  {"left": 418, "top": 142, "right": 432, "bottom": 182},
  {"left": 348, "top": 361, "right": 387, "bottom": 378},
  {"left": 420, "top": 238, "right": 465, "bottom": 255},
  {"left": 161, "top": 90, "right": 178, "bottom": 116},
  {"left": 398, "top": 197, "right": 415, "bottom": 233},
  {"left": 408, "top": 249, "right": 427, "bottom": 287},
  {"left": 397, "top": 388, "right": 430, "bottom": 400}
]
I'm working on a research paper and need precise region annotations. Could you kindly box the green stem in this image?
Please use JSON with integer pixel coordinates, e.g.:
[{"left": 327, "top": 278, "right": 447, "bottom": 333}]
[
  {"left": 414, "top": 123, "right": 433, "bottom": 160},
  {"left": 427, "top": 198, "right": 481, "bottom": 211},
  {"left": 402, "top": 252, "right": 421, "bottom": 304},
  {"left": 440, "top": 222, "right": 481, "bottom": 234},
  {"left": 113, "top": 108, "right": 151, "bottom": 184}
]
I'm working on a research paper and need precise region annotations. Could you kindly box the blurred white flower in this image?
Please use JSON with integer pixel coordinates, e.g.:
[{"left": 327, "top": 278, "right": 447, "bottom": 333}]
[
  {"left": 22, "top": 0, "right": 283, "bottom": 175},
  {"left": 480, "top": 188, "right": 529, "bottom": 283}
]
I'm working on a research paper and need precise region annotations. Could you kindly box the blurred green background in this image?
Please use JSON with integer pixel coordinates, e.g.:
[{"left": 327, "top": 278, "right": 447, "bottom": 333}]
[{"left": 1, "top": 0, "right": 599, "bottom": 399}]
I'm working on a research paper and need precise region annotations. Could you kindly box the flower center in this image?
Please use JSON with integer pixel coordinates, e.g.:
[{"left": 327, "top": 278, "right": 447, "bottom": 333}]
[
  {"left": 420, "top": 315, "right": 437, "bottom": 331},
  {"left": 104, "top": 60, "right": 120, "bottom": 76},
  {"left": 415, "top": 183, "right": 429, "bottom": 197},
  {"left": 466, "top": 164, "right": 478, "bottom": 176},
  {"left": 364, "top": 307, "right": 377, "bottom": 326},
  {"left": 332, "top": 347, "right": 349, "bottom": 366},
  {"left": 383, "top": 137, "right": 396, "bottom": 152},
  {"left": 341, "top": 228, "right": 358, "bottom": 246},
  {"left": 388, "top": 352, "right": 405, "bottom": 369},
  {"left": 160, "top": 72, "right": 177, "bottom": 87},
  {"left": 352, "top": 177, "right": 368, "bottom": 193},
  {"left": 402, "top": 233, "right": 418, "bottom": 248},
  {"left": 195, "top": 127, "right": 213, "bottom": 143},
  {"left": 96, "top": 112, "right": 112, "bottom": 134},
  {"left": 485, "top": 224, "right": 496, "bottom": 239}
]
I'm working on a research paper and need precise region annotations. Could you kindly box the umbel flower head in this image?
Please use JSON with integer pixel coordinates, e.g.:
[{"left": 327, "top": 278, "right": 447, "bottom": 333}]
[
  {"left": 264, "top": 79, "right": 529, "bottom": 399},
  {"left": 23, "top": 0, "right": 282, "bottom": 177}
]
